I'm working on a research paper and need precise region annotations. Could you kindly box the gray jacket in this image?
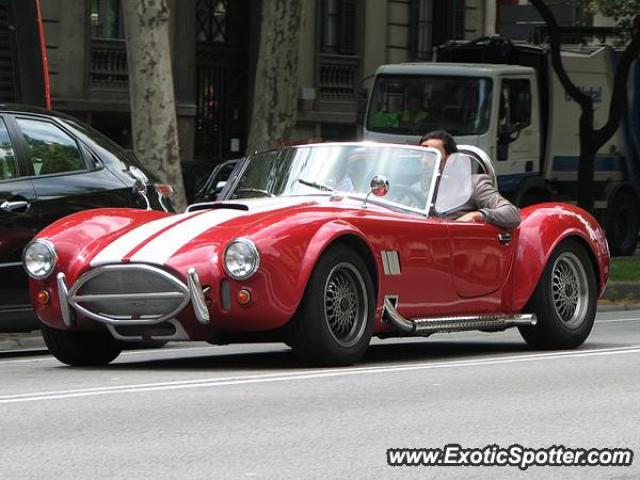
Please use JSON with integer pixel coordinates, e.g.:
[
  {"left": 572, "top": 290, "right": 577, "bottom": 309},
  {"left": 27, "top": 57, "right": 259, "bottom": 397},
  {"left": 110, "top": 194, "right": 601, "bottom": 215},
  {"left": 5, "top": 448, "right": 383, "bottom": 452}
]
[{"left": 446, "top": 174, "right": 521, "bottom": 229}]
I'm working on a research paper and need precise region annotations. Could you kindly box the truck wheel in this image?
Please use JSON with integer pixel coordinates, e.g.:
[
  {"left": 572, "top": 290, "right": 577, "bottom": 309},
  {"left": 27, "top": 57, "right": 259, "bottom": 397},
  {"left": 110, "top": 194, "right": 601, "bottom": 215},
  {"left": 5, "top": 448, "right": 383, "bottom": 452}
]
[
  {"left": 41, "top": 323, "right": 122, "bottom": 366},
  {"left": 516, "top": 189, "right": 550, "bottom": 208},
  {"left": 606, "top": 190, "right": 639, "bottom": 257},
  {"left": 288, "top": 245, "right": 375, "bottom": 366},
  {"left": 518, "top": 240, "right": 596, "bottom": 349}
]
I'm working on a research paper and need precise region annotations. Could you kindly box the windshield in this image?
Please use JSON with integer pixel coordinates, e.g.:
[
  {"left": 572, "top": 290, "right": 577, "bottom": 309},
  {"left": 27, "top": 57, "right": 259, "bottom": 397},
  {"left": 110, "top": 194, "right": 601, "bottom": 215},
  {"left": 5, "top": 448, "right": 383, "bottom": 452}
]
[
  {"left": 229, "top": 144, "right": 440, "bottom": 213},
  {"left": 366, "top": 75, "right": 493, "bottom": 136}
]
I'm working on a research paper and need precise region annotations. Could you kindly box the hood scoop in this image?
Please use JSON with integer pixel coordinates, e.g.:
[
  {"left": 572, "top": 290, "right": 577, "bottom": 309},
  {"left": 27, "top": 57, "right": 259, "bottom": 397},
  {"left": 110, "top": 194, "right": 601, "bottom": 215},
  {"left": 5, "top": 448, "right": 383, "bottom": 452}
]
[{"left": 186, "top": 202, "right": 249, "bottom": 212}]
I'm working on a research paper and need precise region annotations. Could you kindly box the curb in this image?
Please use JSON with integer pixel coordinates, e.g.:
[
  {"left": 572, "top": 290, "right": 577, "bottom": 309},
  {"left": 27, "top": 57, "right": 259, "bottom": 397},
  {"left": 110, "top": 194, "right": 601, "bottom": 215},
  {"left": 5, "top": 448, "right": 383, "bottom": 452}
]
[
  {"left": 602, "top": 282, "right": 640, "bottom": 304},
  {"left": 596, "top": 303, "right": 640, "bottom": 313},
  {"left": 0, "top": 332, "right": 46, "bottom": 353}
]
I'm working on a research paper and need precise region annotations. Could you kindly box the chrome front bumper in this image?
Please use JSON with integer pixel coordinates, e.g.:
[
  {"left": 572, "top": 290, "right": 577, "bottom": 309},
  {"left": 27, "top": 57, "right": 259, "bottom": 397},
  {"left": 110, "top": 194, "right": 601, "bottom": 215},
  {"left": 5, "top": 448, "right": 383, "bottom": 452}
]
[{"left": 56, "top": 265, "right": 211, "bottom": 328}]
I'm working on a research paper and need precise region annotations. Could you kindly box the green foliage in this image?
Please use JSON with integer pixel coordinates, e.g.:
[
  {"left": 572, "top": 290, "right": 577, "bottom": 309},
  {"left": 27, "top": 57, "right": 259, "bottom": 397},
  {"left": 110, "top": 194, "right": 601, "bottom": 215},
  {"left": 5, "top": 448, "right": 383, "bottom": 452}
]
[
  {"left": 609, "top": 257, "right": 640, "bottom": 282},
  {"left": 588, "top": 0, "right": 640, "bottom": 31}
]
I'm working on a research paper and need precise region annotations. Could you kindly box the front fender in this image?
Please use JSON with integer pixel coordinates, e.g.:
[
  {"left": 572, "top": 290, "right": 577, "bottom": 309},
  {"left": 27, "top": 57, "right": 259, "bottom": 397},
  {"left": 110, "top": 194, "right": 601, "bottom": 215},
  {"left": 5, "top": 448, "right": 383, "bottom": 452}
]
[
  {"left": 512, "top": 203, "right": 610, "bottom": 311},
  {"left": 294, "top": 220, "right": 378, "bottom": 301},
  {"left": 198, "top": 216, "right": 378, "bottom": 332},
  {"left": 30, "top": 208, "right": 173, "bottom": 328}
]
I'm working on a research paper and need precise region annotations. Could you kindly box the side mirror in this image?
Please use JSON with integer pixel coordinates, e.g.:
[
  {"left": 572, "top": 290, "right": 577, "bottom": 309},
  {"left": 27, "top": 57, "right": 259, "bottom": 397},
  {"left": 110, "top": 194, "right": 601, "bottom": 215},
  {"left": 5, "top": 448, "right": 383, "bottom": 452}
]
[
  {"left": 498, "top": 122, "right": 522, "bottom": 145},
  {"left": 215, "top": 180, "right": 227, "bottom": 190},
  {"left": 362, "top": 175, "right": 389, "bottom": 209},
  {"left": 370, "top": 175, "right": 389, "bottom": 197}
]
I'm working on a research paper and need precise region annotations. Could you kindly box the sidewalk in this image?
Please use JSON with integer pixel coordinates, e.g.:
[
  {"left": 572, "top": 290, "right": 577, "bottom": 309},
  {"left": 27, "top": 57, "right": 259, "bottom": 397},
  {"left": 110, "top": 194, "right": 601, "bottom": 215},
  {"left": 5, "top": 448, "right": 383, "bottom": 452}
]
[{"left": 0, "top": 331, "right": 45, "bottom": 353}]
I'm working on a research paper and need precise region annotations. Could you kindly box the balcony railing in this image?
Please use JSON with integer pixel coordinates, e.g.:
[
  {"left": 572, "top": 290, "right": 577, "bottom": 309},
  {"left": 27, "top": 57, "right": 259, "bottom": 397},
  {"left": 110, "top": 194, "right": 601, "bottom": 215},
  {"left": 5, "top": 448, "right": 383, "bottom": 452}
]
[
  {"left": 90, "top": 38, "right": 128, "bottom": 90},
  {"left": 317, "top": 53, "right": 360, "bottom": 103}
]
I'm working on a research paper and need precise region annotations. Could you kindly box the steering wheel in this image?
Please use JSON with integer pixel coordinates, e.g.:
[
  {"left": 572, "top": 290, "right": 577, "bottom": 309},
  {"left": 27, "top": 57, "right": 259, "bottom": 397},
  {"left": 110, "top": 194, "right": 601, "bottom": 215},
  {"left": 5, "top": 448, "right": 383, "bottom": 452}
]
[{"left": 387, "top": 185, "right": 426, "bottom": 209}]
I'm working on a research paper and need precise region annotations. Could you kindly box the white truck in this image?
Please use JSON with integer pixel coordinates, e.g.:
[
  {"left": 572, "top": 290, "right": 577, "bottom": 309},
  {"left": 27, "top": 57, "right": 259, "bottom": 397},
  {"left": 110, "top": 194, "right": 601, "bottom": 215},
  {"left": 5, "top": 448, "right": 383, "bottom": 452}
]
[{"left": 361, "top": 36, "right": 640, "bottom": 256}]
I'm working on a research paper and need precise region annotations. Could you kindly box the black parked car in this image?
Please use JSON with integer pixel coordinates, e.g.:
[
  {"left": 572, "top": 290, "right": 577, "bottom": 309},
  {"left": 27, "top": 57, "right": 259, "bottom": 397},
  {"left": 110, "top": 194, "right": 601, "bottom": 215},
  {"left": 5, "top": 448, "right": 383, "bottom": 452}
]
[
  {"left": 0, "top": 105, "right": 174, "bottom": 331},
  {"left": 192, "top": 158, "right": 243, "bottom": 203}
]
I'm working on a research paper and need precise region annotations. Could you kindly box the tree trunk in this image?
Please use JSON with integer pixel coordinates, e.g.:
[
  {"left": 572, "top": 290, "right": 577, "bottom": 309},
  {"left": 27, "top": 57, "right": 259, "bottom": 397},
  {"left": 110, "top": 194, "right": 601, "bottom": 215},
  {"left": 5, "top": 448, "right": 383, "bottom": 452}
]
[
  {"left": 577, "top": 109, "right": 596, "bottom": 211},
  {"left": 530, "top": 0, "right": 640, "bottom": 213},
  {"left": 124, "top": 0, "right": 187, "bottom": 210},
  {"left": 246, "top": 0, "right": 305, "bottom": 154}
]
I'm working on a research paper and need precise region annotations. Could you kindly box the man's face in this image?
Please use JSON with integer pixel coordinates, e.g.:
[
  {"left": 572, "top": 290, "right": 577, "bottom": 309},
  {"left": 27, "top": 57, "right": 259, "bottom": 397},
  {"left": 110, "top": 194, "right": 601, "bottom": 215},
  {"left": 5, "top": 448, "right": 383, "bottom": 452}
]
[{"left": 420, "top": 138, "right": 447, "bottom": 160}]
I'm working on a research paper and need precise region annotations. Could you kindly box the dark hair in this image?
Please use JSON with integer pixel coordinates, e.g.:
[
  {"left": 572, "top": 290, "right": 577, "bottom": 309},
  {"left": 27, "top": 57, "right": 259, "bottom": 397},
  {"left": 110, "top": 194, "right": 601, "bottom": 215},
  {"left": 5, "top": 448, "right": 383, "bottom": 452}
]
[{"left": 418, "top": 130, "right": 458, "bottom": 156}]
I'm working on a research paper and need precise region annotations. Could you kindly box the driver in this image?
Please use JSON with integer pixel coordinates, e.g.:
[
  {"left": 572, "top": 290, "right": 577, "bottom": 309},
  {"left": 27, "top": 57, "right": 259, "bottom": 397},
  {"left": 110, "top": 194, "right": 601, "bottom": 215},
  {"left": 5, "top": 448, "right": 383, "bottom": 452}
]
[{"left": 419, "top": 130, "right": 521, "bottom": 229}]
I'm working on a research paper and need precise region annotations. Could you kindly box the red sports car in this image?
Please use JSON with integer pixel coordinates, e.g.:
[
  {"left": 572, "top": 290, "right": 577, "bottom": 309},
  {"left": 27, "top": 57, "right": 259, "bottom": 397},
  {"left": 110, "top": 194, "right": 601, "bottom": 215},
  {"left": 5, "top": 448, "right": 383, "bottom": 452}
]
[{"left": 24, "top": 143, "right": 609, "bottom": 366}]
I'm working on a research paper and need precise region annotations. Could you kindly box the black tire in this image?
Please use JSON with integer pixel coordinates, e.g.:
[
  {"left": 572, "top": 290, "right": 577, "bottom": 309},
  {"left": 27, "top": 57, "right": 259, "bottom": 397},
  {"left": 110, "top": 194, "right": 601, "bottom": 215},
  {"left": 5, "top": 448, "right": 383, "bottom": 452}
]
[
  {"left": 288, "top": 245, "right": 375, "bottom": 366},
  {"left": 606, "top": 190, "right": 639, "bottom": 257},
  {"left": 41, "top": 323, "right": 122, "bottom": 366},
  {"left": 518, "top": 240, "right": 597, "bottom": 349},
  {"left": 516, "top": 189, "right": 550, "bottom": 208}
]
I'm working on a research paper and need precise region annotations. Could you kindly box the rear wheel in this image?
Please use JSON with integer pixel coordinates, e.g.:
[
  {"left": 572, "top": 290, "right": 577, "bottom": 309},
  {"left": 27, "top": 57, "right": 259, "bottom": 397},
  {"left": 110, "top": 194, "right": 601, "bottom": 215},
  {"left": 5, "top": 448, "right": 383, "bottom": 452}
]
[
  {"left": 288, "top": 245, "right": 375, "bottom": 366},
  {"left": 41, "top": 323, "right": 122, "bottom": 366},
  {"left": 519, "top": 240, "right": 597, "bottom": 349}
]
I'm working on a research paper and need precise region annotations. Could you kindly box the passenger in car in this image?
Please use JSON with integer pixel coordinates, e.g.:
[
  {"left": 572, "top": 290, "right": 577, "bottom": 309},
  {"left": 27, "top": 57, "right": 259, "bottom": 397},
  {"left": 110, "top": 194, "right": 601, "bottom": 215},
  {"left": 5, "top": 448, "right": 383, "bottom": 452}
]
[{"left": 419, "top": 130, "right": 521, "bottom": 229}]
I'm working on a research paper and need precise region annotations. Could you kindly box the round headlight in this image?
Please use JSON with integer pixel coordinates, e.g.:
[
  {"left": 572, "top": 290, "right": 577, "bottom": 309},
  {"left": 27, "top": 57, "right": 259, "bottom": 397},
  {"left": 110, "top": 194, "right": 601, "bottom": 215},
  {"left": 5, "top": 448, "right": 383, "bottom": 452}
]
[
  {"left": 223, "top": 238, "right": 260, "bottom": 280},
  {"left": 23, "top": 239, "right": 57, "bottom": 280}
]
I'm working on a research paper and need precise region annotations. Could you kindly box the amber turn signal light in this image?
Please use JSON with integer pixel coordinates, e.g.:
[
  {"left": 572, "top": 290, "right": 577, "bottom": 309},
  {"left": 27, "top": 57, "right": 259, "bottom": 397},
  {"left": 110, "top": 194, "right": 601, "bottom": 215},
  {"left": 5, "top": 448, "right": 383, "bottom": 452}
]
[
  {"left": 154, "top": 183, "right": 174, "bottom": 198},
  {"left": 237, "top": 289, "right": 252, "bottom": 305},
  {"left": 36, "top": 290, "right": 50, "bottom": 305}
]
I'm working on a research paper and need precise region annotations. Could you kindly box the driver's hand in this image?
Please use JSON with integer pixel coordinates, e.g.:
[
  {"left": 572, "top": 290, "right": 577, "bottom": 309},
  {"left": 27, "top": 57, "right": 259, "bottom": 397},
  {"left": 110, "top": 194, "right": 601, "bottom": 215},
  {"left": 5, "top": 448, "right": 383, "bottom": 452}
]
[{"left": 456, "top": 211, "right": 484, "bottom": 223}]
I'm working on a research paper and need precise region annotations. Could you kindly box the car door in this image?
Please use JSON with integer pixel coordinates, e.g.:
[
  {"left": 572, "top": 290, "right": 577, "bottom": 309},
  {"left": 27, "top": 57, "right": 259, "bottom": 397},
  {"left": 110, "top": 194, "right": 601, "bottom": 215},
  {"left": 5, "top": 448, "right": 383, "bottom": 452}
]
[
  {"left": 0, "top": 116, "right": 39, "bottom": 317},
  {"left": 11, "top": 115, "right": 131, "bottom": 232},
  {"left": 447, "top": 221, "right": 517, "bottom": 300},
  {"left": 433, "top": 150, "right": 517, "bottom": 308}
]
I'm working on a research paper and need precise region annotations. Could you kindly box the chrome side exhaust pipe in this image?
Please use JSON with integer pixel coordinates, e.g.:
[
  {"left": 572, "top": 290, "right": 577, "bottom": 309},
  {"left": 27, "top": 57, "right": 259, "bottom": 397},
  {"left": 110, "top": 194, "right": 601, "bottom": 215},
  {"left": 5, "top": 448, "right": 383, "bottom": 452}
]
[{"left": 383, "top": 296, "right": 537, "bottom": 336}]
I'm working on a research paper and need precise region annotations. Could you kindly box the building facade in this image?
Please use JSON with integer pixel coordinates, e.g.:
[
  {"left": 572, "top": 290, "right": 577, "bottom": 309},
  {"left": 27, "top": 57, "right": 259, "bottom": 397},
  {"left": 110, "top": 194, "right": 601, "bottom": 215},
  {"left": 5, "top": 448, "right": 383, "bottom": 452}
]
[{"left": 41, "top": 0, "right": 497, "bottom": 194}]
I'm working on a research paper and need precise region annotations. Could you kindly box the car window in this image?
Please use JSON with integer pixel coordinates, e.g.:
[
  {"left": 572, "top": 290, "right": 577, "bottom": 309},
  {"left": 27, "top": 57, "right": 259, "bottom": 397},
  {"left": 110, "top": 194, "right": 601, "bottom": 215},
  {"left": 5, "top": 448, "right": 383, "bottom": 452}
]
[
  {"left": 0, "top": 118, "right": 18, "bottom": 181},
  {"left": 216, "top": 162, "right": 237, "bottom": 182},
  {"left": 16, "top": 118, "right": 86, "bottom": 176}
]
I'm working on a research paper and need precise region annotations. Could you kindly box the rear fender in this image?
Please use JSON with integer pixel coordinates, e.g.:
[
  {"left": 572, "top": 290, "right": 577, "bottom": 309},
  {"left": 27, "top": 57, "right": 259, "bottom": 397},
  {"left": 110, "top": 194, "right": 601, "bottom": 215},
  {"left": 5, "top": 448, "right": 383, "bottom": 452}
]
[{"left": 512, "top": 203, "right": 609, "bottom": 311}]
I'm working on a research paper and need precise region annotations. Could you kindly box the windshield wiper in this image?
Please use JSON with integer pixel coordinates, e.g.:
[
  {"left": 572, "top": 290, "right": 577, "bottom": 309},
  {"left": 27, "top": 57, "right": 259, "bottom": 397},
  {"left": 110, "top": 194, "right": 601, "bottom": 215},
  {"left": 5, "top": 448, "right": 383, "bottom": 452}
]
[
  {"left": 232, "top": 188, "right": 275, "bottom": 198},
  {"left": 297, "top": 178, "right": 336, "bottom": 193}
]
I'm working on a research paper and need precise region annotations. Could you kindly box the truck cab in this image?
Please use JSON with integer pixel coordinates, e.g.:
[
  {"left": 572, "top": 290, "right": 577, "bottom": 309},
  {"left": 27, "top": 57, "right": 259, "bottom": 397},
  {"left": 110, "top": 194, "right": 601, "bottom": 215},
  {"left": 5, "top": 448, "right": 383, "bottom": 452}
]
[{"left": 363, "top": 63, "right": 541, "bottom": 197}]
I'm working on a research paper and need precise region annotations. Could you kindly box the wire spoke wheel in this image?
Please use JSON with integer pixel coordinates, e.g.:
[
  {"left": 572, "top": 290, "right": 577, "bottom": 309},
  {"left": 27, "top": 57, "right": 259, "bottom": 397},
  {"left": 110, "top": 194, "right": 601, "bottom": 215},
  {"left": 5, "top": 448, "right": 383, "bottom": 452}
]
[
  {"left": 323, "top": 262, "right": 368, "bottom": 348},
  {"left": 550, "top": 252, "right": 589, "bottom": 329},
  {"left": 288, "top": 245, "right": 374, "bottom": 365}
]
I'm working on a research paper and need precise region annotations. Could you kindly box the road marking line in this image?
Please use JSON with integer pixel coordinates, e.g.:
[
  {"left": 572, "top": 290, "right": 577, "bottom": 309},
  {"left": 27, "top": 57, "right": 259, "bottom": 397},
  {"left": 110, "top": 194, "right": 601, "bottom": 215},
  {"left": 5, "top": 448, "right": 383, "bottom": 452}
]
[
  {"left": 595, "top": 317, "right": 640, "bottom": 323},
  {"left": 1, "top": 345, "right": 639, "bottom": 404}
]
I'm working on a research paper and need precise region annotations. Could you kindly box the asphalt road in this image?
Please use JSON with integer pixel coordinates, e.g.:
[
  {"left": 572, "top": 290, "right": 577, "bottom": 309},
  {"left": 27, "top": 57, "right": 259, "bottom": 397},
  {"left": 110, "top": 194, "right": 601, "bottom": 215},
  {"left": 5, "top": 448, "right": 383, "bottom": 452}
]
[{"left": 1, "top": 310, "right": 639, "bottom": 480}]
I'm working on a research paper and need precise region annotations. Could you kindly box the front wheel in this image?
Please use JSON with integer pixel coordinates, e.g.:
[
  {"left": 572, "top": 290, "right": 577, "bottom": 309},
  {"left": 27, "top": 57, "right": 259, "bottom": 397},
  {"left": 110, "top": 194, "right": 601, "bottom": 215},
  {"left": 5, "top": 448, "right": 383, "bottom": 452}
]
[
  {"left": 519, "top": 240, "right": 597, "bottom": 349},
  {"left": 41, "top": 323, "right": 122, "bottom": 366},
  {"left": 288, "top": 245, "right": 375, "bottom": 366}
]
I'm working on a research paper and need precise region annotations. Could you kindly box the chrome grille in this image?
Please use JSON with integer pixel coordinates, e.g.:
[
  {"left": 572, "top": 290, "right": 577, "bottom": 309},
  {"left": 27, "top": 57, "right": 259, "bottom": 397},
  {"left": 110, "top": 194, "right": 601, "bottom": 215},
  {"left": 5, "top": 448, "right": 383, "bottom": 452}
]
[{"left": 68, "top": 265, "right": 190, "bottom": 325}]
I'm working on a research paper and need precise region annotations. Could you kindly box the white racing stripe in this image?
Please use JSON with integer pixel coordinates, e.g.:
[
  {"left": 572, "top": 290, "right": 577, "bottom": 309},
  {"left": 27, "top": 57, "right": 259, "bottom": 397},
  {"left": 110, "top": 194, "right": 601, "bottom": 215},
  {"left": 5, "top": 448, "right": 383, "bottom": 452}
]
[
  {"left": 1, "top": 345, "right": 639, "bottom": 404},
  {"left": 130, "top": 208, "right": 247, "bottom": 264},
  {"left": 90, "top": 198, "right": 308, "bottom": 267},
  {"left": 129, "top": 198, "right": 308, "bottom": 265},
  {"left": 90, "top": 213, "right": 196, "bottom": 266}
]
